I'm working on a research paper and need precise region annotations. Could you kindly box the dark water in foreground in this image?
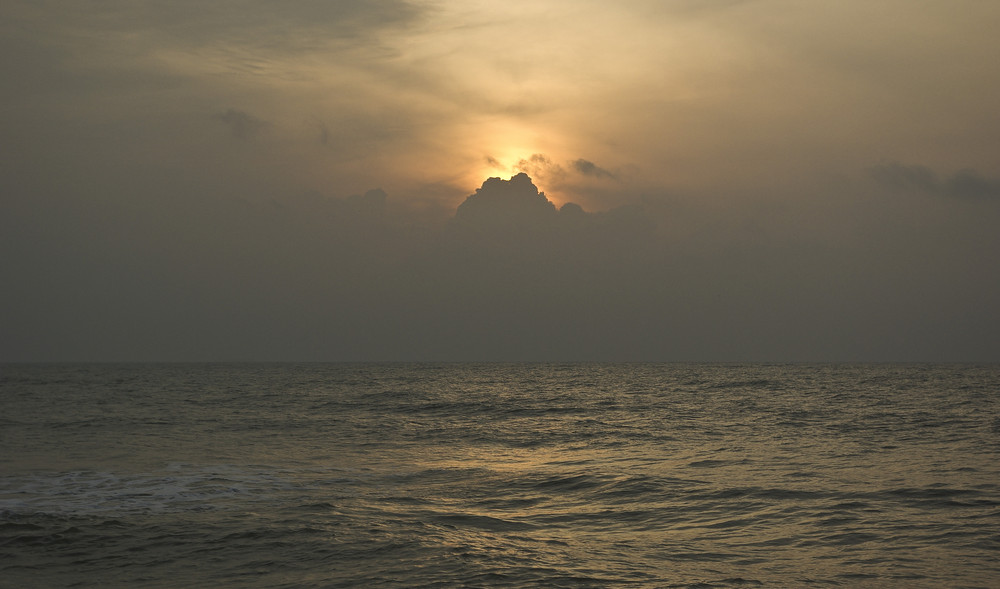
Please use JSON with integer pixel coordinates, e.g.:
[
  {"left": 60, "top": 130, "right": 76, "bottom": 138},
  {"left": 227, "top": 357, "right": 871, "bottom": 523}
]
[{"left": 1, "top": 363, "right": 998, "bottom": 588}]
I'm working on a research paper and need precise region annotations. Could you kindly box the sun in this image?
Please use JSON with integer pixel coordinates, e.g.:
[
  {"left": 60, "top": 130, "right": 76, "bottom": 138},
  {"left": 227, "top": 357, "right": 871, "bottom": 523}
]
[
  {"left": 461, "top": 147, "right": 533, "bottom": 192},
  {"left": 449, "top": 118, "right": 572, "bottom": 206},
  {"left": 482, "top": 150, "right": 528, "bottom": 177}
]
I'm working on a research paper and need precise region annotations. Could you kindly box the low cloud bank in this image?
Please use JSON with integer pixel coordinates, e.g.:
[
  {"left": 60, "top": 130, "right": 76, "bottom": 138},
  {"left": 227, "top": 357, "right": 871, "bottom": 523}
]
[{"left": 1, "top": 171, "right": 998, "bottom": 361}]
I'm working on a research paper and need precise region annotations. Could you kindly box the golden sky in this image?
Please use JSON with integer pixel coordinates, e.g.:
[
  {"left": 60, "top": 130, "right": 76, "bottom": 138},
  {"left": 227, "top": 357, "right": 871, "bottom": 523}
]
[{"left": 5, "top": 0, "right": 998, "bottom": 207}]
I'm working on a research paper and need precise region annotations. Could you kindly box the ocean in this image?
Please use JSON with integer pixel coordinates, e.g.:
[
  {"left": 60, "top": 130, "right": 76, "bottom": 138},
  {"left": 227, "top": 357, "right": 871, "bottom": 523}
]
[{"left": 1, "top": 363, "right": 998, "bottom": 588}]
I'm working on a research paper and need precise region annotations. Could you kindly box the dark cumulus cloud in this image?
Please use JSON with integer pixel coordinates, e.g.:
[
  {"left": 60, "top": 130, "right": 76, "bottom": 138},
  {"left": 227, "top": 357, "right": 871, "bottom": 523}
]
[
  {"left": 454, "top": 173, "right": 557, "bottom": 227},
  {"left": 868, "top": 162, "right": 1000, "bottom": 200},
  {"left": 451, "top": 173, "right": 650, "bottom": 242}
]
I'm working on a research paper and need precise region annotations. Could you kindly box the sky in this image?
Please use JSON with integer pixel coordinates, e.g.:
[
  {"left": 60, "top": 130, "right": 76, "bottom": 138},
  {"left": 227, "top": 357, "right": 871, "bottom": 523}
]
[{"left": 2, "top": 0, "right": 999, "bottom": 361}]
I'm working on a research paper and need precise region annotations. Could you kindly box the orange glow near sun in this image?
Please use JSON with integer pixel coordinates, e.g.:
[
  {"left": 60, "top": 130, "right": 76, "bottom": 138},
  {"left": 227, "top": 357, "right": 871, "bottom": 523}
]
[
  {"left": 451, "top": 118, "right": 571, "bottom": 207},
  {"left": 464, "top": 147, "right": 532, "bottom": 187}
]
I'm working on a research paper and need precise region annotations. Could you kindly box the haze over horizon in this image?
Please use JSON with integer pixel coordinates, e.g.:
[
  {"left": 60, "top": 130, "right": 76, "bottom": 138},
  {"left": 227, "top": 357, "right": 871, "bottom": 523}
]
[{"left": 2, "top": 0, "right": 999, "bottom": 361}]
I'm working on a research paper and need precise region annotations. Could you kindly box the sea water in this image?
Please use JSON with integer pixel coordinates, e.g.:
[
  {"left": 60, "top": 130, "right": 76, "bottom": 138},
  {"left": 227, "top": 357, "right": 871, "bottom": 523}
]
[{"left": 1, "top": 363, "right": 998, "bottom": 588}]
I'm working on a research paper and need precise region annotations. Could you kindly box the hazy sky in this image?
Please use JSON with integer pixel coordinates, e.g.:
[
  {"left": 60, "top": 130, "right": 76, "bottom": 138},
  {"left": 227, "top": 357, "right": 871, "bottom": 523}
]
[{"left": 2, "top": 0, "right": 999, "bottom": 361}]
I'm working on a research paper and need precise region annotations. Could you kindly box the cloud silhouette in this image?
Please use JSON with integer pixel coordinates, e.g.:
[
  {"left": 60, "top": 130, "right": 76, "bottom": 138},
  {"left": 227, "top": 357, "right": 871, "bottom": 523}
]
[
  {"left": 454, "top": 172, "right": 557, "bottom": 229},
  {"left": 558, "top": 201, "right": 587, "bottom": 218}
]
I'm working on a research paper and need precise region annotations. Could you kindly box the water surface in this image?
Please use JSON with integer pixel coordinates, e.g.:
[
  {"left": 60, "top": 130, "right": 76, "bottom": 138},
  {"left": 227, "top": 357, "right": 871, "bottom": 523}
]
[{"left": 2, "top": 363, "right": 998, "bottom": 587}]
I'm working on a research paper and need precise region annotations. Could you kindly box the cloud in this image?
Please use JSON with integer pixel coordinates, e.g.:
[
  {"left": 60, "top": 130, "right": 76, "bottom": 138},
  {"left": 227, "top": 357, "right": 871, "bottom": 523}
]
[
  {"left": 867, "top": 162, "right": 940, "bottom": 193},
  {"left": 453, "top": 172, "right": 557, "bottom": 229},
  {"left": 513, "top": 154, "right": 567, "bottom": 182},
  {"left": 572, "top": 158, "right": 616, "bottom": 180},
  {"left": 346, "top": 188, "right": 388, "bottom": 215},
  {"left": 450, "top": 172, "right": 648, "bottom": 234},
  {"left": 446, "top": 174, "right": 659, "bottom": 271},
  {"left": 481, "top": 155, "right": 621, "bottom": 202},
  {"left": 310, "top": 117, "right": 331, "bottom": 146},
  {"left": 946, "top": 169, "right": 1000, "bottom": 200},
  {"left": 213, "top": 108, "right": 268, "bottom": 140},
  {"left": 3, "top": 169, "right": 999, "bottom": 362},
  {"left": 867, "top": 162, "right": 1000, "bottom": 200},
  {"left": 22, "top": 1, "right": 426, "bottom": 55}
]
